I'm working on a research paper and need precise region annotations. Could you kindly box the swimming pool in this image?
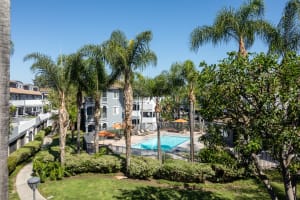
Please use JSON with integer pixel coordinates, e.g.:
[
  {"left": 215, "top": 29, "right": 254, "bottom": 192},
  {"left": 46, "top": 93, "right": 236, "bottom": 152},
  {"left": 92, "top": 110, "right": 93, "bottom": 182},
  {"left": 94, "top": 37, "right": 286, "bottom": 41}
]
[{"left": 132, "top": 135, "right": 189, "bottom": 151}]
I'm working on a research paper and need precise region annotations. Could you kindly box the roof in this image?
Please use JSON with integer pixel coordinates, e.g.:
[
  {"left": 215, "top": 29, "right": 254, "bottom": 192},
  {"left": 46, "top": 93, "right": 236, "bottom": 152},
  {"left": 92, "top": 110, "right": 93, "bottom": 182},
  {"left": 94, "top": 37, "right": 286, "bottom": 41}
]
[{"left": 10, "top": 88, "right": 42, "bottom": 95}]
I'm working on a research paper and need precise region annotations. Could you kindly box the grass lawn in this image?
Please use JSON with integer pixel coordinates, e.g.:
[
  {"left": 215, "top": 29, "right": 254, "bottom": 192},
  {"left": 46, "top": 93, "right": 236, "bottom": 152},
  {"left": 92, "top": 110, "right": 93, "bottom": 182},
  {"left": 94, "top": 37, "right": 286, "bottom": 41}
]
[{"left": 39, "top": 173, "right": 271, "bottom": 200}]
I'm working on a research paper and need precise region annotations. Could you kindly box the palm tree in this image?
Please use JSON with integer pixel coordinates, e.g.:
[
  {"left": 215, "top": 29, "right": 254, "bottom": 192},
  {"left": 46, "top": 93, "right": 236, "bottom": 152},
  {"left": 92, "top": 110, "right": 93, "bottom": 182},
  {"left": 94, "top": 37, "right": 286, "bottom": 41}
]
[
  {"left": 268, "top": 0, "right": 300, "bottom": 59},
  {"left": 65, "top": 52, "right": 90, "bottom": 153},
  {"left": 104, "top": 30, "right": 157, "bottom": 172},
  {"left": 181, "top": 60, "right": 199, "bottom": 163},
  {"left": 151, "top": 73, "right": 170, "bottom": 163},
  {"left": 24, "top": 53, "right": 70, "bottom": 165},
  {"left": 80, "top": 44, "right": 107, "bottom": 153},
  {"left": 190, "top": 0, "right": 274, "bottom": 57},
  {"left": 0, "top": 0, "right": 10, "bottom": 199}
]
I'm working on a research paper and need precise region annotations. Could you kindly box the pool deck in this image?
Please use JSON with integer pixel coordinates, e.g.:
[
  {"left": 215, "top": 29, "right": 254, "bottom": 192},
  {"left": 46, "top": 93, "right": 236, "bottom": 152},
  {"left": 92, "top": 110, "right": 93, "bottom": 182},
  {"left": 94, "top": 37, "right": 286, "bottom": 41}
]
[{"left": 99, "top": 130, "right": 205, "bottom": 153}]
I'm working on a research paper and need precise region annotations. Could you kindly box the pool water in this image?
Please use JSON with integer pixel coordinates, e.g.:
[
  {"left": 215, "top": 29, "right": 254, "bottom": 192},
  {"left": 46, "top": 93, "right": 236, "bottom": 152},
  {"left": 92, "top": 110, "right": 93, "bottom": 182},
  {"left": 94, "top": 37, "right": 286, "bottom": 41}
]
[{"left": 132, "top": 135, "right": 189, "bottom": 151}]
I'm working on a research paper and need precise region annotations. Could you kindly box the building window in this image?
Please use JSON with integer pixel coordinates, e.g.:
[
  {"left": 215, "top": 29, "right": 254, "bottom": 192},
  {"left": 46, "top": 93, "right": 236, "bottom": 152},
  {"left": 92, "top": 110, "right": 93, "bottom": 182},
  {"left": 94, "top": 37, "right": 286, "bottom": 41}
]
[
  {"left": 113, "top": 90, "right": 119, "bottom": 99},
  {"left": 132, "top": 119, "right": 140, "bottom": 125},
  {"left": 112, "top": 107, "right": 119, "bottom": 115},
  {"left": 102, "top": 106, "right": 107, "bottom": 118},
  {"left": 102, "top": 123, "right": 107, "bottom": 130},
  {"left": 102, "top": 91, "right": 107, "bottom": 102},
  {"left": 133, "top": 104, "right": 140, "bottom": 111},
  {"left": 143, "top": 112, "right": 154, "bottom": 118},
  {"left": 87, "top": 107, "right": 94, "bottom": 116}
]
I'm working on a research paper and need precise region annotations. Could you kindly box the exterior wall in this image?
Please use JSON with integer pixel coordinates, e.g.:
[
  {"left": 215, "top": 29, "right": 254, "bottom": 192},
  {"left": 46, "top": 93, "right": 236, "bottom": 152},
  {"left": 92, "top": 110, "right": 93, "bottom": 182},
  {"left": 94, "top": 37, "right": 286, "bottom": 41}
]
[
  {"left": 132, "top": 97, "right": 157, "bottom": 131},
  {"left": 8, "top": 112, "right": 53, "bottom": 154},
  {"left": 84, "top": 88, "right": 124, "bottom": 133}
]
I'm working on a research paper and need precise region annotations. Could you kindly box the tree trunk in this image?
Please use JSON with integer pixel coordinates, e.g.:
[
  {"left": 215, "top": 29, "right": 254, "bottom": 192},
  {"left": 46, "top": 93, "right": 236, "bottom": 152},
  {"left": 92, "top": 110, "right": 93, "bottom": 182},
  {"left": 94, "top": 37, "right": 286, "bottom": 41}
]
[
  {"left": 281, "top": 160, "right": 296, "bottom": 200},
  {"left": 251, "top": 153, "right": 278, "bottom": 200},
  {"left": 94, "top": 91, "right": 101, "bottom": 153},
  {"left": 140, "top": 97, "right": 144, "bottom": 131},
  {"left": 59, "top": 92, "right": 69, "bottom": 166},
  {"left": 76, "top": 91, "right": 82, "bottom": 154},
  {"left": 239, "top": 37, "right": 247, "bottom": 57},
  {"left": 189, "top": 98, "right": 195, "bottom": 163},
  {"left": 124, "top": 77, "right": 133, "bottom": 174},
  {"left": 155, "top": 98, "right": 162, "bottom": 164},
  {"left": 0, "top": 1, "right": 10, "bottom": 199}
]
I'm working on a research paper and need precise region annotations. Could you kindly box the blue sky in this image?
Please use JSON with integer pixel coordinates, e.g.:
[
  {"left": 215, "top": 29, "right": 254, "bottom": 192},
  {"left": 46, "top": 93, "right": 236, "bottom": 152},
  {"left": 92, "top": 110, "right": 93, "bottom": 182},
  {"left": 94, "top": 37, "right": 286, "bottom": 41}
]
[{"left": 11, "top": 0, "right": 287, "bottom": 84}]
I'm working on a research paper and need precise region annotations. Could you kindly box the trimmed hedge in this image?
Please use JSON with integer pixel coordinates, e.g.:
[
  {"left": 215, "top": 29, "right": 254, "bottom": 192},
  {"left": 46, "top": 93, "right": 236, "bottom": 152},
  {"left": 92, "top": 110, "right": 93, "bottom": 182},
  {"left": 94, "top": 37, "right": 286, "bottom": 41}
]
[
  {"left": 64, "top": 153, "right": 122, "bottom": 175},
  {"left": 8, "top": 130, "right": 45, "bottom": 174},
  {"left": 155, "top": 159, "right": 215, "bottom": 183},
  {"left": 127, "top": 156, "right": 160, "bottom": 179}
]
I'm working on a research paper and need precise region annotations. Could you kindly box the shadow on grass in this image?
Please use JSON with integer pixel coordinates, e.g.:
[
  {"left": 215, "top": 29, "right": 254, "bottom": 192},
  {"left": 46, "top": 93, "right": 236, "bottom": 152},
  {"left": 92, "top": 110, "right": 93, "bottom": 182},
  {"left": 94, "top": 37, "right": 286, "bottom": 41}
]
[{"left": 114, "top": 186, "right": 230, "bottom": 200}]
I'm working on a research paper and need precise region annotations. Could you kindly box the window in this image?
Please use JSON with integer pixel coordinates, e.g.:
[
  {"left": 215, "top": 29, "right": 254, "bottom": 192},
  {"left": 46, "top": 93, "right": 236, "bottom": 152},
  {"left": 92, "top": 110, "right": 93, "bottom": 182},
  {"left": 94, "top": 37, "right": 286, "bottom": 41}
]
[
  {"left": 113, "top": 91, "right": 119, "bottom": 99},
  {"left": 102, "top": 123, "right": 107, "bottom": 130},
  {"left": 87, "top": 107, "right": 94, "bottom": 116},
  {"left": 113, "top": 107, "right": 119, "bottom": 115},
  {"left": 132, "top": 119, "right": 140, "bottom": 125},
  {"left": 143, "top": 112, "right": 154, "bottom": 118},
  {"left": 102, "top": 106, "right": 107, "bottom": 118},
  {"left": 133, "top": 104, "right": 140, "bottom": 111},
  {"left": 102, "top": 91, "right": 107, "bottom": 102}
]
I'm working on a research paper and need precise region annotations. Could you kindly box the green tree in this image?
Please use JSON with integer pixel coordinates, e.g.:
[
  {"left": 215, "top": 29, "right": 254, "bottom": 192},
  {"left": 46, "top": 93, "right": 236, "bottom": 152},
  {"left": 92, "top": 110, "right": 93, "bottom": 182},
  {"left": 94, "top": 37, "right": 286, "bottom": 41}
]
[
  {"left": 151, "top": 73, "right": 170, "bottom": 163},
  {"left": 199, "top": 52, "right": 300, "bottom": 200},
  {"left": 80, "top": 44, "right": 107, "bottom": 153},
  {"left": 24, "top": 53, "right": 70, "bottom": 165},
  {"left": 66, "top": 52, "right": 90, "bottom": 153},
  {"left": 181, "top": 60, "right": 199, "bottom": 163},
  {"left": 190, "top": 0, "right": 274, "bottom": 57},
  {"left": 104, "top": 30, "right": 157, "bottom": 173},
  {"left": 0, "top": 0, "right": 10, "bottom": 199},
  {"left": 268, "top": 0, "right": 300, "bottom": 59}
]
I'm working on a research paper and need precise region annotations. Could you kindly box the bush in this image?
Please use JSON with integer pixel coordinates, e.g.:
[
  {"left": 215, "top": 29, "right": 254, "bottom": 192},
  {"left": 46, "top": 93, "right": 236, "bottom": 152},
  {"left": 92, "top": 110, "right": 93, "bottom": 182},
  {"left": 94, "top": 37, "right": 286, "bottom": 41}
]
[
  {"left": 197, "top": 148, "right": 238, "bottom": 167},
  {"left": 64, "top": 153, "right": 122, "bottom": 175},
  {"left": 155, "top": 159, "right": 215, "bottom": 183},
  {"left": 33, "top": 160, "right": 63, "bottom": 182},
  {"left": 8, "top": 130, "right": 45, "bottom": 174},
  {"left": 127, "top": 156, "right": 160, "bottom": 179},
  {"left": 211, "top": 164, "right": 245, "bottom": 182}
]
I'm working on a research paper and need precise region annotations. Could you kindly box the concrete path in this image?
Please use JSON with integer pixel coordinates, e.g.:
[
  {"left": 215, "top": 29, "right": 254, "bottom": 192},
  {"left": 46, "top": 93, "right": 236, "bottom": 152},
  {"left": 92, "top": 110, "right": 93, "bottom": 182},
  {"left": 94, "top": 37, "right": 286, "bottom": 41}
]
[
  {"left": 15, "top": 162, "right": 46, "bottom": 200},
  {"left": 16, "top": 135, "right": 53, "bottom": 200}
]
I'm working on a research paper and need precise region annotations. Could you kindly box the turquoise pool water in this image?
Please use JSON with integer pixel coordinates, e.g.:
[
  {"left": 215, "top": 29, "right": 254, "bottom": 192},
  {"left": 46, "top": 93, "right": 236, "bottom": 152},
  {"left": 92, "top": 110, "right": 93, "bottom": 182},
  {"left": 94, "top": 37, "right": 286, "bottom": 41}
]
[{"left": 132, "top": 135, "right": 189, "bottom": 151}]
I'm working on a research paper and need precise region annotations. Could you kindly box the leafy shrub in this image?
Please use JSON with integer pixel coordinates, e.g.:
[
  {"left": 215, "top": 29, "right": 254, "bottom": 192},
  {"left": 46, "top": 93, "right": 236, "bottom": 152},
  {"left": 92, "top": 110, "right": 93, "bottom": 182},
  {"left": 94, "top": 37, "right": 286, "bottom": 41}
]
[
  {"left": 155, "top": 159, "right": 215, "bottom": 183},
  {"left": 211, "top": 164, "right": 245, "bottom": 182},
  {"left": 33, "top": 160, "right": 63, "bottom": 182},
  {"left": 197, "top": 148, "right": 238, "bottom": 167},
  {"left": 8, "top": 130, "right": 45, "bottom": 174},
  {"left": 64, "top": 153, "right": 122, "bottom": 175},
  {"left": 127, "top": 156, "right": 160, "bottom": 179}
]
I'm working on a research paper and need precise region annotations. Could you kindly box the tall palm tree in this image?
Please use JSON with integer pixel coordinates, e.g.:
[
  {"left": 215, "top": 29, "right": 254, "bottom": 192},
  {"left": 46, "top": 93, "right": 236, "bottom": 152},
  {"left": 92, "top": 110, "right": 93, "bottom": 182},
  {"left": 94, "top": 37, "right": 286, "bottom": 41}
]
[
  {"left": 65, "top": 52, "right": 90, "bottom": 154},
  {"left": 268, "top": 0, "right": 300, "bottom": 59},
  {"left": 190, "top": 0, "right": 274, "bottom": 57},
  {"left": 0, "top": 0, "right": 10, "bottom": 199},
  {"left": 80, "top": 44, "right": 107, "bottom": 153},
  {"left": 181, "top": 60, "right": 199, "bottom": 163},
  {"left": 151, "top": 72, "right": 170, "bottom": 163},
  {"left": 104, "top": 30, "right": 157, "bottom": 172},
  {"left": 24, "top": 53, "right": 70, "bottom": 165}
]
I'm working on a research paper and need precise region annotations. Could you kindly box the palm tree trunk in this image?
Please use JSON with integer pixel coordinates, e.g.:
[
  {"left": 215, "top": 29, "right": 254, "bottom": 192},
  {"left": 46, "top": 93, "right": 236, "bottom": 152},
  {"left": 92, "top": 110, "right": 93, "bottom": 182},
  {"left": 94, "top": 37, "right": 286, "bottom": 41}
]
[
  {"left": 76, "top": 91, "right": 82, "bottom": 154},
  {"left": 155, "top": 98, "right": 162, "bottom": 164},
  {"left": 124, "top": 77, "right": 133, "bottom": 174},
  {"left": 94, "top": 91, "right": 101, "bottom": 153},
  {"left": 0, "top": 1, "right": 10, "bottom": 199},
  {"left": 59, "top": 91, "right": 69, "bottom": 166},
  {"left": 189, "top": 98, "right": 195, "bottom": 163},
  {"left": 140, "top": 97, "right": 144, "bottom": 131},
  {"left": 239, "top": 37, "right": 247, "bottom": 57}
]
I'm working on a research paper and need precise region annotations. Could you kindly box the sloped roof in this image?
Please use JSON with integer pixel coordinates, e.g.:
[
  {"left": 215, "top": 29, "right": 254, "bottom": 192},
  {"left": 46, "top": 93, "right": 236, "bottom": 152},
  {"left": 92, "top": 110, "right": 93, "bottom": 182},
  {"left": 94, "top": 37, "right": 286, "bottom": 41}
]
[{"left": 10, "top": 88, "right": 41, "bottom": 95}]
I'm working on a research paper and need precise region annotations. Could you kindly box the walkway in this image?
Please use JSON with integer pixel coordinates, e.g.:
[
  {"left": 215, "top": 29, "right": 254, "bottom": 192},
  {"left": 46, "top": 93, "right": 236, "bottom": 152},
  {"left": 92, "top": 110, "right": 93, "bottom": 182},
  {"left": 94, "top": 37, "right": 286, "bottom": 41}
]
[
  {"left": 16, "top": 135, "right": 53, "bottom": 200},
  {"left": 15, "top": 163, "right": 46, "bottom": 200}
]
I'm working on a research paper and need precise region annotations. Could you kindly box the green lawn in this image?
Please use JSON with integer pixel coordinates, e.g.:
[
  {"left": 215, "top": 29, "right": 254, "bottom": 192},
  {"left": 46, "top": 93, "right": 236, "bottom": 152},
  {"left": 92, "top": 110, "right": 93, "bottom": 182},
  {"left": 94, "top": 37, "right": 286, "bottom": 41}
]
[{"left": 39, "top": 173, "right": 270, "bottom": 200}]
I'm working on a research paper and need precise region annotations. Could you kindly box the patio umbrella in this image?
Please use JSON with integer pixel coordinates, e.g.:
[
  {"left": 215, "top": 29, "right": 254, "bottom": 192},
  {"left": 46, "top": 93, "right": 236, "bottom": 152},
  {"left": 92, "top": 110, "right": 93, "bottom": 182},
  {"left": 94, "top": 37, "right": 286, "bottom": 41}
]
[
  {"left": 112, "top": 122, "right": 124, "bottom": 137},
  {"left": 173, "top": 118, "right": 188, "bottom": 123},
  {"left": 98, "top": 130, "right": 115, "bottom": 138},
  {"left": 173, "top": 118, "right": 188, "bottom": 130}
]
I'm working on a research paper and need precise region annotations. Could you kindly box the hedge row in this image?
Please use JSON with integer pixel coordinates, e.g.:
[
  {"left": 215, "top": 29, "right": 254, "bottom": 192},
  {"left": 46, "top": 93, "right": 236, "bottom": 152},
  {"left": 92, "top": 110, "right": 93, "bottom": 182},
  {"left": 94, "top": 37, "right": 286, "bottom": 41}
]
[{"left": 8, "top": 130, "right": 45, "bottom": 174}]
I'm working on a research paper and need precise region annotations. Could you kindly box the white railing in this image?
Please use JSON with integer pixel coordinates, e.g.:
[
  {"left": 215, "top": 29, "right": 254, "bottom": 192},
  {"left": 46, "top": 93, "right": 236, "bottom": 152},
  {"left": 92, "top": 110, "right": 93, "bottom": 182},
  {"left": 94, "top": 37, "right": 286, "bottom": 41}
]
[
  {"left": 10, "top": 99, "right": 44, "bottom": 107},
  {"left": 9, "top": 112, "right": 53, "bottom": 143}
]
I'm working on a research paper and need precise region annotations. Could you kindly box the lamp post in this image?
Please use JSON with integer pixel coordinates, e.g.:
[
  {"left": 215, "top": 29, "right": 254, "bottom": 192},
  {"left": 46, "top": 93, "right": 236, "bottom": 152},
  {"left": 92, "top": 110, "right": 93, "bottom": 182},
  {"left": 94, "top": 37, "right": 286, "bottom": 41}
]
[{"left": 27, "top": 177, "right": 40, "bottom": 200}]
